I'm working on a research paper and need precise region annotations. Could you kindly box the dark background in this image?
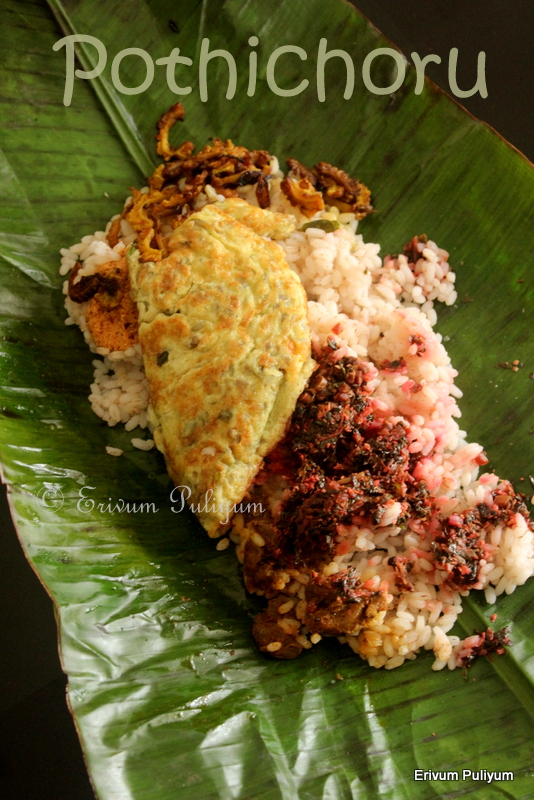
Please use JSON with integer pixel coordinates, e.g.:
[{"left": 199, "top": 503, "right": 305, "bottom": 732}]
[
  {"left": 354, "top": 0, "right": 534, "bottom": 162},
  {"left": 1, "top": 2, "right": 532, "bottom": 799}
]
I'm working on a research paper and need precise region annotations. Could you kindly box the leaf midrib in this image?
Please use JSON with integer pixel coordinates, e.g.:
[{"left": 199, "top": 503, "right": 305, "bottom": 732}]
[{"left": 46, "top": 0, "right": 155, "bottom": 178}]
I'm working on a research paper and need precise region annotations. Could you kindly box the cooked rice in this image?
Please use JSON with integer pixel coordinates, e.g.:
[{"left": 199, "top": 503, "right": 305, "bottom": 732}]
[
  {"left": 105, "top": 446, "right": 123, "bottom": 457},
  {"left": 131, "top": 438, "right": 155, "bottom": 451},
  {"left": 60, "top": 157, "right": 533, "bottom": 671}
]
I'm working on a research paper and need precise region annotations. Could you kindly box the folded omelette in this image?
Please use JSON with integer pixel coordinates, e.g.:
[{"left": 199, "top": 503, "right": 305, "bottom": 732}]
[{"left": 128, "top": 199, "right": 315, "bottom": 535}]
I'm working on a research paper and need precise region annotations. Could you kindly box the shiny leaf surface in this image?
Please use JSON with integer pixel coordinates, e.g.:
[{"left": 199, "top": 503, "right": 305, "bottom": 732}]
[{"left": 1, "top": 1, "right": 533, "bottom": 798}]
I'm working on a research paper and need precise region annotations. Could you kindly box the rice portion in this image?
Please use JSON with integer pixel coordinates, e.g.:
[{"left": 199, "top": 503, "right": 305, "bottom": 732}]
[
  {"left": 60, "top": 164, "right": 532, "bottom": 671},
  {"left": 89, "top": 349, "right": 150, "bottom": 430}
]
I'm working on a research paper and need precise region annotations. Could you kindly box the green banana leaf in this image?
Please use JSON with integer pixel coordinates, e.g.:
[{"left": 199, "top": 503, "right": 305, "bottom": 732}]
[{"left": 1, "top": 0, "right": 533, "bottom": 798}]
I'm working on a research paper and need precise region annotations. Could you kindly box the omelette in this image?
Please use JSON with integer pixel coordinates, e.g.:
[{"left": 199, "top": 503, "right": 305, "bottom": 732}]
[{"left": 127, "top": 199, "right": 315, "bottom": 535}]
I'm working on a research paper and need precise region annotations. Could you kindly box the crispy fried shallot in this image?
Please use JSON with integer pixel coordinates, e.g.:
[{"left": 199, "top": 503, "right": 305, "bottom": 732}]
[
  {"left": 255, "top": 173, "right": 271, "bottom": 209},
  {"left": 126, "top": 103, "right": 276, "bottom": 262},
  {"left": 106, "top": 216, "right": 123, "bottom": 248},
  {"left": 155, "top": 102, "right": 192, "bottom": 161},
  {"left": 281, "top": 158, "right": 373, "bottom": 219},
  {"left": 314, "top": 161, "right": 372, "bottom": 217},
  {"left": 281, "top": 176, "right": 324, "bottom": 218},
  {"left": 124, "top": 105, "right": 372, "bottom": 261}
]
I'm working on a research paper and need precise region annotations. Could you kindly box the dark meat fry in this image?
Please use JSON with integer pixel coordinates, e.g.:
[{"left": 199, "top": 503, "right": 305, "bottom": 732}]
[
  {"left": 241, "top": 333, "right": 531, "bottom": 657},
  {"left": 304, "top": 570, "right": 388, "bottom": 636},
  {"left": 252, "top": 596, "right": 304, "bottom": 659},
  {"left": 242, "top": 517, "right": 296, "bottom": 596},
  {"left": 68, "top": 264, "right": 102, "bottom": 304},
  {"left": 239, "top": 341, "right": 432, "bottom": 658}
]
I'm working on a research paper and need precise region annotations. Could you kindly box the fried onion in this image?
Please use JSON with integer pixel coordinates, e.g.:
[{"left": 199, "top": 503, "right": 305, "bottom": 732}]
[
  {"left": 123, "top": 105, "right": 372, "bottom": 263},
  {"left": 281, "top": 158, "right": 373, "bottom": 219}
]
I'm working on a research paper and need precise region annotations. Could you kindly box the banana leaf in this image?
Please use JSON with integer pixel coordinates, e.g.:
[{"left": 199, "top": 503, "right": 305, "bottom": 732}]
[{"left": 1, "top": 0, "right": 533, "bottom": 798}]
